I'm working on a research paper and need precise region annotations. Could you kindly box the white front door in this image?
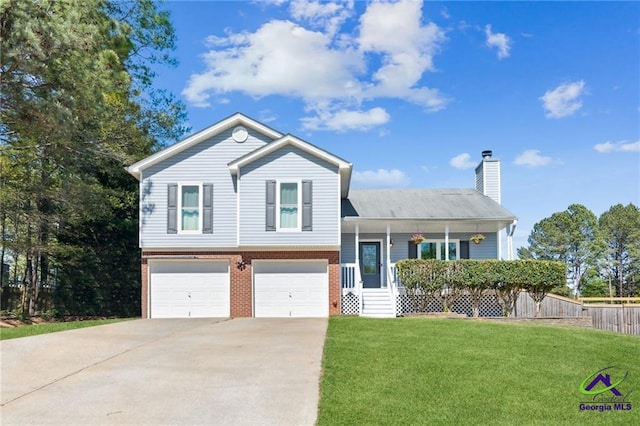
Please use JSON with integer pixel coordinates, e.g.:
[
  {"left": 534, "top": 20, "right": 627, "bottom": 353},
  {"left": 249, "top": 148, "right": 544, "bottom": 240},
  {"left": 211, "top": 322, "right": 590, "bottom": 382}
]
[
  {"left": 149, "top": 260, "right": 230, "bottom": 318},
  {"left": 253, "top": 260, "right": 328, "bottom": 318}
]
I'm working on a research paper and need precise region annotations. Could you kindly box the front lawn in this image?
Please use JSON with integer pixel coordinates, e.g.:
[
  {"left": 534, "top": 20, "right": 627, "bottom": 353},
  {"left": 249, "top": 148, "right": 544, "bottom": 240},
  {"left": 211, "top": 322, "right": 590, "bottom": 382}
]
[
  {"left": 318, "top": 317, "right": 639, "bottom": 425},
  {"left": 0, "top": 318, "right": 131, "bottom": 340}
]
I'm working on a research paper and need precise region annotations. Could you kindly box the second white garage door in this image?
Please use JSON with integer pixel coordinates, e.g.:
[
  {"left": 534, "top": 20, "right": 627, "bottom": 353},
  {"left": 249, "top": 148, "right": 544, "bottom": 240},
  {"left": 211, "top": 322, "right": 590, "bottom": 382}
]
[
  {"left": 253, "top": 260, "right": 329, "bottom": 318},
  {"left": 149, "top": 260, "right": 230, "bottom": 318}
]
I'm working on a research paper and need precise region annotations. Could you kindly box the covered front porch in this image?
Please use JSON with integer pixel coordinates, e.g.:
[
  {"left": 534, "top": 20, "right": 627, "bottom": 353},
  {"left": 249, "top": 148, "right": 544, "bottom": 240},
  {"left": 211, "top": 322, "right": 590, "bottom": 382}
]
[{"left": 339, "top": 219, "right": 516, "bottom": 317}]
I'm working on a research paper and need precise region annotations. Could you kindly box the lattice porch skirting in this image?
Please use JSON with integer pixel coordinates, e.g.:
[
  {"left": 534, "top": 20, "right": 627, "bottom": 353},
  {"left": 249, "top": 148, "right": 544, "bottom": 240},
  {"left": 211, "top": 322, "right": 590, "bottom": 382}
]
[{"left": 395, "top": 293, "right": 503, "bottom": 317}]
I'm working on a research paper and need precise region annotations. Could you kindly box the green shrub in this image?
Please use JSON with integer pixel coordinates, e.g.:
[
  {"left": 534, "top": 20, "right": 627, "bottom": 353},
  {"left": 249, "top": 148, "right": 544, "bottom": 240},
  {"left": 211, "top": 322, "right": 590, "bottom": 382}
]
[{"left": 395, "top": 259, "right": 565, "bottom": 316}]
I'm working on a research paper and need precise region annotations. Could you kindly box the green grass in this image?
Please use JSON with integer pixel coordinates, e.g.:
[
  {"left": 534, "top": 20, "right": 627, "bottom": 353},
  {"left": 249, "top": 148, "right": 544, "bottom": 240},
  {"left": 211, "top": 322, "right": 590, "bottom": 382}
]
[
  {"left": 318, "top": 317, "right": 640, "bottom": 425},
  {"left": 0, "top": 318, "right": 131, "bottom": 340}
]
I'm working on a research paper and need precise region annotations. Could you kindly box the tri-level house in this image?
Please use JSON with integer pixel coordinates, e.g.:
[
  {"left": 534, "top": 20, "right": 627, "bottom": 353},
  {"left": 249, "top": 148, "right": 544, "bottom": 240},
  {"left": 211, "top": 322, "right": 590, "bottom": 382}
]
[{"left": 127, "top": 113, "right": 517, "bottom": 319}]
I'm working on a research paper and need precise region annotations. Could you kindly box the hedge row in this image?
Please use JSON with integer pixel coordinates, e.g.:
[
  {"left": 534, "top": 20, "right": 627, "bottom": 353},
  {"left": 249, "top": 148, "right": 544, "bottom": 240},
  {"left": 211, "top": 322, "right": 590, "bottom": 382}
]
[{"left": 395, "top": 259, "right": 566, "bottom": 317}]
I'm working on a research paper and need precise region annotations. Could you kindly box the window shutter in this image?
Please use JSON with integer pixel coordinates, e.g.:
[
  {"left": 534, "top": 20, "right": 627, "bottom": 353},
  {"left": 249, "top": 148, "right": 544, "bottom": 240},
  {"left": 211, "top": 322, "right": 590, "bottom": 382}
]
[
  {"left": 302, "top": 180, "right": 312, "bottom": 231},
  {"left": 460, "top": 241, "right": 470, "bottom": 259},
  {"left": 167, "top": 184, "right": 178, "bottom": 234},
  {"left": 408, "top": 241, "right": 417, "bottom": 259},
  {"left": 203, "top": 183, "right": 213, "bottom": 234},
  {"left": 265, "top": 180, "right": 276, "bottom": 231}
]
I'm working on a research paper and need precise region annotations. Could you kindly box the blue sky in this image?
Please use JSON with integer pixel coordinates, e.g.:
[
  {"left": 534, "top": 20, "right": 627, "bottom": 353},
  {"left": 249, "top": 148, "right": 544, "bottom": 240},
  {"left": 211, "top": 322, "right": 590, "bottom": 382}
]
[{"left": 152, "top": 0, "right": 640, "bottom": 253}]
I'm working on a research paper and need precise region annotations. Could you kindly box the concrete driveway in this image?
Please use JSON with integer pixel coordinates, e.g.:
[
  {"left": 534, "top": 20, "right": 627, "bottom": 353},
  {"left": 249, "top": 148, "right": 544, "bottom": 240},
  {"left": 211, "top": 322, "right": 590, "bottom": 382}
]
[{"left": 0, "top": 318, "right": 327, "bottom": 425}]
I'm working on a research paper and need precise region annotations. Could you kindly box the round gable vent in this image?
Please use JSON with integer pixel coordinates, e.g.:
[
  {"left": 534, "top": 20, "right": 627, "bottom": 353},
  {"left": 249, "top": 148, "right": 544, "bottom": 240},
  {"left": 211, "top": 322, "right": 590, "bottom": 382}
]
[{"left": 232, "top": 126, "right": 248, "bottom": 143}]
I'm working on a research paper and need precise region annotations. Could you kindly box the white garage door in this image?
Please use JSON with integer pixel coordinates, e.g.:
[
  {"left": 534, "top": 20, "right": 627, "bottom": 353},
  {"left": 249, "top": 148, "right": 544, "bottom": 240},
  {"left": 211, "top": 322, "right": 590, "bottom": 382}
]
[
  {"left": 149, "top": 260, "right": 230, "bottom": 318},
  {"left": 253, "top": 260, "right": 328, "bottom": 318}
]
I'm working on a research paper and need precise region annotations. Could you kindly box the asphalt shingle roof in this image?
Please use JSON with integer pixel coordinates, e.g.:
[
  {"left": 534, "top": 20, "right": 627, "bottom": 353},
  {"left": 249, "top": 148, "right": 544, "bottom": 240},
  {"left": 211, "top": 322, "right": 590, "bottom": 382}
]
[{"left": 342, "top": 189, "right": 517, "bottom": 220}]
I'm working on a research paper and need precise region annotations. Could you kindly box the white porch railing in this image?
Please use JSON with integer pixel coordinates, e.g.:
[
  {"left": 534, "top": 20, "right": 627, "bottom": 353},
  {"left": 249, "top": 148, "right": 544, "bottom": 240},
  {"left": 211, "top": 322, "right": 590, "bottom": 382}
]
[
  {"left": 387, "top": 264, "right": 398, "bottom": 316},
  {"left": 341, "top": 263, "right": 363, "bottom": 314},
  {"left": 341, "top": 263, "right": 357, "bottom": 292},
  {"left": 389, "top": 263, "right": 404, "bottom": 288}
]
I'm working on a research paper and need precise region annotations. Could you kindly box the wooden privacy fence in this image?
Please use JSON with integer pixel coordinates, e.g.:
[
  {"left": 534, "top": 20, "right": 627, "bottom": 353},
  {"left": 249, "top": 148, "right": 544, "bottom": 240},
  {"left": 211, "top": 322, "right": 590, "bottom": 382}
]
[
  {"left": 515, "top": 292, "right": 584, "bottom": 317},
  {"left": 584, "top": 304, "right": 640, "bottom": 335},
  {"left": 516, "top": 292, "right": 640, "bottom": 336}
]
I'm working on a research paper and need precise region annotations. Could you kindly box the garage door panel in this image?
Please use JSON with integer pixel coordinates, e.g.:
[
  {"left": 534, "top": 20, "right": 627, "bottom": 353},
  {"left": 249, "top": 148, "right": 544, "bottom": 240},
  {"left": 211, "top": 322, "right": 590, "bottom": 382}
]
[
  {"left": 254, "top": 260, "right": 328, "bottom": 318},
  {"left": 150, "top": 260, "right": 230, "bottom": 318}
]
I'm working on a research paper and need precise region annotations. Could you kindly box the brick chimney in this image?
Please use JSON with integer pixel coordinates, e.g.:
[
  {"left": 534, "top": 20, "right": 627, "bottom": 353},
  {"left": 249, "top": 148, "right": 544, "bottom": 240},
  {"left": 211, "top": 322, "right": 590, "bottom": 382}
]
[{"left": 475, "top": 150, "right": 501, "bottom": 204}]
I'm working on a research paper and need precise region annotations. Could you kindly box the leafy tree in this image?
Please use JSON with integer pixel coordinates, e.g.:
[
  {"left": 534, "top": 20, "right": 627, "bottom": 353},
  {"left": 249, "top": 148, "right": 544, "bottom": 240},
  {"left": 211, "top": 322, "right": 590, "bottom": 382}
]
[
  {"left": 396, "top": 259, "right": 444, "bottom": 312},
  {"left": 598, "top": 203, "right": 640, "bottom": 296},
  {"left": 454, "top": 260, "right": 493, "bottom": 317},
  {"left": 520, "top": 260, "right": 565, "bottom": 316},
  {"left": 518, "top": 204, "right": 603, "bottom": 296},
  {"left": 579, "top": 269, "right": 610, "bottom": 298},
  {"left": 0, "top": 0, "right": 186, "bottom": 316}
]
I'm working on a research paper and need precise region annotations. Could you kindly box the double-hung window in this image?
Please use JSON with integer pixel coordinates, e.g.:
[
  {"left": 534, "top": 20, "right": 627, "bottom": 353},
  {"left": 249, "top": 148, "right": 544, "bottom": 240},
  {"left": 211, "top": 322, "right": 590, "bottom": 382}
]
[
  {"left": 420, "top": 240, "right": 459, "bottom": 260},
  {"left": 277, "top": 181, "right": 301, "bottom": 231},
  {"left": 179, "top": 183, "right": 202, "bottom": 233}
]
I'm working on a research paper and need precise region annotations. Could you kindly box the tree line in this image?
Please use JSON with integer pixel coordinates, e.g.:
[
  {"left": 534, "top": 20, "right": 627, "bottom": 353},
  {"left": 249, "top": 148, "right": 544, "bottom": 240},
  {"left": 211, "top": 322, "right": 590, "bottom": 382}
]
[
  {"left": 518, "top": 203, "right": 640, "bottom": 297},
  {"left": 0, "top": 0, "right": 186, "bottom": 317}
]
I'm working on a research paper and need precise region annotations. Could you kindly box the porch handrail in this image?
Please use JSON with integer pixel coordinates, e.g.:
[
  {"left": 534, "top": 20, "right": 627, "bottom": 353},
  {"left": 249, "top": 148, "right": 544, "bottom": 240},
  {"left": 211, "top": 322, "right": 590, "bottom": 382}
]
[
  {"left": 389, "top": 263, "right": 403, "bottom": 288},
  {"left": 340, "top": 262, "right": 363, "bottom": 315},
  {"left": 387, "top": 264, "right": 398, "bottom": 316},
  {"left": 355, "top": 263, "right": 363, "bottom": 315}
]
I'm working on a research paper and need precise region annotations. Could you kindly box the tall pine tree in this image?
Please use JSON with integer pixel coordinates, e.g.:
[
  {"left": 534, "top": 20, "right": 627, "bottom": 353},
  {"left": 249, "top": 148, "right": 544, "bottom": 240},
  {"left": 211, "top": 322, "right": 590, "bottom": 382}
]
[{"left": 0, "top": 0, "right": 186, "bottom": 316}]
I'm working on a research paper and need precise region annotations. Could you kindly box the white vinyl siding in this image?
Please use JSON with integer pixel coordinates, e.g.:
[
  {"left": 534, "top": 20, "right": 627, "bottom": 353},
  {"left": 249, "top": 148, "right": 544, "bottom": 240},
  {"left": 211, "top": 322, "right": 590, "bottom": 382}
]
[
  {"left": 476, "top": 159, "right": 501, "bottom": 204},
  {"left": 239, "top": 146, "right": 340, "bottom": 246},
  {"left": 139, "top": 128, "right": 272, "bottom": 248}
]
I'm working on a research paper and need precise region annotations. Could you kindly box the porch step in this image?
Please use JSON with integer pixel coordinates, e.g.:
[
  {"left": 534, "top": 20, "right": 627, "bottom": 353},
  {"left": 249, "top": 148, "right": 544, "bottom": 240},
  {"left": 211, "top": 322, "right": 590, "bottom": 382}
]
[{"left": 361, "top": 289, "right": 396, "bottom": 318}]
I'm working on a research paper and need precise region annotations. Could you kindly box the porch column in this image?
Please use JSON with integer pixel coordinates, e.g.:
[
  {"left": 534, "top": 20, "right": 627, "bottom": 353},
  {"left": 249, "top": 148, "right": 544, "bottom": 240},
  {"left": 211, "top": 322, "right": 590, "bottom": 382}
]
[
  {"left": 444, "top": 225, "right": 450, "bottom": 261},
  {"left": 507, "top": 220, "right": 517, "bottom": 260},
  {"left": 386, "top": 224, "right": 391, "bottom": 285},
  {"left": 354, "top": 224, "right": 360, "bottom": 267}
]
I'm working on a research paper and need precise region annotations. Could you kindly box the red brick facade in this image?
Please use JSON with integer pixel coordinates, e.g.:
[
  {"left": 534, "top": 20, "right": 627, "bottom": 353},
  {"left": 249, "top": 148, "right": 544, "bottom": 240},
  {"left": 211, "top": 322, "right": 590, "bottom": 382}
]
[{"left": 141, "top": 250, "right": 341, "bottom": 318}]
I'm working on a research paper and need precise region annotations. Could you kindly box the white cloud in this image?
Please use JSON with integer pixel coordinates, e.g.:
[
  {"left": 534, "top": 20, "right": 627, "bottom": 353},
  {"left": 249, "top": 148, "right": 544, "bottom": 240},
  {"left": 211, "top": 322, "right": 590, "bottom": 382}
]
[
  {"left": 594, "top": 140, "right": 640, "bottom": 153},
  {"left": 289, "top": 0, "right": 354, "bottom": 37},
  {"left": 262, "top": 0, "right": 288, "bottom": 6},
  {"left": 258, "top": 109, "right": 278, "bottom": 123},
  {"left": 485, "top": 25, "right": 511, "bottom": 59},
  {"left": 183, "top": 0, "right": 449, "bottom": 130},
  {"left": 449, "top": 153, "right": 476, "bottom": 169},
  {"left": 352, "top": 168, "right": 410, "bottom": 187},
  {"left": 182, "top": 20, "right": 363, "bottom": 107},
  {"left": 514, "top": 150, "right": 552, "bottom": 167},
  {"left": 358, "top": 0, "right": 448, "bottom": 110},
  {"left": 539, "top": 80, "right": 586, "bottom": 118},
  {"left": 300, "top": 107, "right": 390, "bottom": 131}
]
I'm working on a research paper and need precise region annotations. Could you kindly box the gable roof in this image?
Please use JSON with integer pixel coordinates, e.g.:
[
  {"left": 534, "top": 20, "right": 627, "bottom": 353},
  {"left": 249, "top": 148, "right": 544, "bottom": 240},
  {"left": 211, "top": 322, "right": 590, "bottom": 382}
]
[
  {"left": 342, "top": 189, "right": 517, "bottom": 221},
  {"left": 126, "top": 112, "right": 282, "bottom": 179},
  {"left": 229, "top": 134, "right": 353, "bottom": 198}
]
